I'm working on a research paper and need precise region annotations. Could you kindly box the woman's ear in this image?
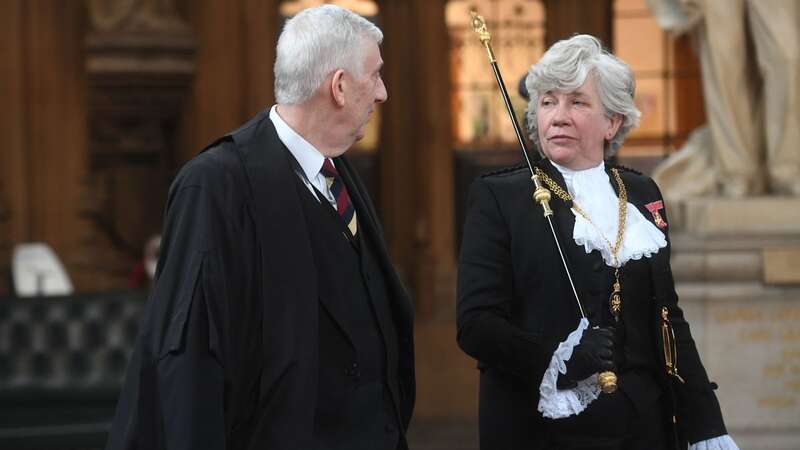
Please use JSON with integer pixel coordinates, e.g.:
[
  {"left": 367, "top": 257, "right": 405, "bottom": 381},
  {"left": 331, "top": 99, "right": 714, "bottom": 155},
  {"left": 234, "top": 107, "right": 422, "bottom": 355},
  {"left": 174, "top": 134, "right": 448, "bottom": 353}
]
[
  {"left": 606, "top": 113, "right": 623, "bottom": 140},
  {"left": 330, "top": 69, "right": 346, "bottom": 107}
]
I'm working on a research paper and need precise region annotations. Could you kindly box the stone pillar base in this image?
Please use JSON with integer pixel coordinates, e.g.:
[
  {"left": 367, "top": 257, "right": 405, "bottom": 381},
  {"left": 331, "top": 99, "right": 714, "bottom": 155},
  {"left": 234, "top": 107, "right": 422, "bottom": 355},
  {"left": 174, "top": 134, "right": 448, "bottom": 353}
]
[{"left": 669, "top": 197, "right": 800, "bottom": 448}]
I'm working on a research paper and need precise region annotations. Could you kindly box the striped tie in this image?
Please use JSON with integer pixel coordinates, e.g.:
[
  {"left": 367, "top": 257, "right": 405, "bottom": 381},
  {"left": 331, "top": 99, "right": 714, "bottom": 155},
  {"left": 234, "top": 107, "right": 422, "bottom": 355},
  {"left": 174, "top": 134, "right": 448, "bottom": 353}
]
[{"left": 321, "top": 158, "right": 357, "bottom": 236}]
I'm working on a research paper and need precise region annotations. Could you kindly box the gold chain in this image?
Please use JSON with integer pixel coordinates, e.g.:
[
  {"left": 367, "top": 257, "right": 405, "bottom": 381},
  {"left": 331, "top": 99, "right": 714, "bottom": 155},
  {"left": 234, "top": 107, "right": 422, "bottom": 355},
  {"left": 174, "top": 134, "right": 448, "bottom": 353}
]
[
  {"left": 535, "top": 166, "right": 628, "bottom": 323},
  {"left": 534, "top": 167, "right": 627, "bottom": 267}
]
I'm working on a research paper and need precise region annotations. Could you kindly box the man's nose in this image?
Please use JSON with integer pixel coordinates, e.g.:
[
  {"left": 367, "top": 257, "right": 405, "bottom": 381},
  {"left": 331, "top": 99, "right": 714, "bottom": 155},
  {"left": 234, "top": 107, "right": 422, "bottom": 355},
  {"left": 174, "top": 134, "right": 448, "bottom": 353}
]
[{"left": 375, "top": 78, "right": 387, "bottom": 103}]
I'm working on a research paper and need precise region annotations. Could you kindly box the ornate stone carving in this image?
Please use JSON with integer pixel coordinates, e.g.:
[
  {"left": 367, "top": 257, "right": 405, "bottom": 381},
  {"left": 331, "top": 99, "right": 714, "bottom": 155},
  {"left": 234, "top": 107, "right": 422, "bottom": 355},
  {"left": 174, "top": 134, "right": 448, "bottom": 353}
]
[{"left": 80, "top": 0, "right": 195, "bottom": 290}]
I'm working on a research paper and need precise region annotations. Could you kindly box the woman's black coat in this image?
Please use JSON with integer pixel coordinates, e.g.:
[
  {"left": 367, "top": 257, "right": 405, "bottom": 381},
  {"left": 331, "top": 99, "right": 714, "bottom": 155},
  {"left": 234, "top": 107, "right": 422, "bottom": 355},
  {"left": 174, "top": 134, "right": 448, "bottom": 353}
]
[{"left": 457, "top": 159, "right": 726, "bottom": 449}]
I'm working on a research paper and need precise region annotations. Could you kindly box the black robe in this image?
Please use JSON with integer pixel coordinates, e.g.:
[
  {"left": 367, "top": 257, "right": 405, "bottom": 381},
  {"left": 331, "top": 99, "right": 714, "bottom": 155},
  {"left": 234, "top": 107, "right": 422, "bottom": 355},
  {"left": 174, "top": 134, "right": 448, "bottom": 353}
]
[
  {"left": 106, "top": 110, "right": 415, "bottom": 450},
  {"left": 456, "top": 159, "right": 726, "bottom": 449}
]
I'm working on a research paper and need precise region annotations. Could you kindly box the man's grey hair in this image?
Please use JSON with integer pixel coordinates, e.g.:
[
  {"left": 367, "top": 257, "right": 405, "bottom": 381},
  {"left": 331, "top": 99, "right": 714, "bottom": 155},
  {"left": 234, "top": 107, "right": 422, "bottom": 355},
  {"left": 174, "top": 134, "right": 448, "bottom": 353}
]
[
  {"left": 274, "top": 5, "right": 383, "bottom": 104},
  {"left": 525, "top": 34, "right": 641, "bottom": 158}
]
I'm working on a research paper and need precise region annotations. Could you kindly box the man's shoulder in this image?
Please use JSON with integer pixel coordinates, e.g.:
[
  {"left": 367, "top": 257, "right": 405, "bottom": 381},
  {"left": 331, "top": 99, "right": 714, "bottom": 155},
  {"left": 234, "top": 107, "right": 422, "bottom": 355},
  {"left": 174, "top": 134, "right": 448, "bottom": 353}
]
[
  {"left": 176, "top": 108, "right": 276, "bottom": 190},
  {"left": 225, "top": 108, "right": 274, "bottom": 148},
  {"left": 172, "top": 139, "right": 246, "bottom": 195},
  {"left": 196, "top": 108, "right": 274, "bottom": 157}
]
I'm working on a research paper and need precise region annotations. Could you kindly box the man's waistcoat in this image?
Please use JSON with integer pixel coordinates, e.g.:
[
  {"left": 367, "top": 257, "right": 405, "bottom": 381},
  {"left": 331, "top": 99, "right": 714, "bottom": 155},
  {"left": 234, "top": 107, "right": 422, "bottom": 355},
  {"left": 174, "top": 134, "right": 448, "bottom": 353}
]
[{"left": 295, "top": 176, "right": 401, "bottom": 450}]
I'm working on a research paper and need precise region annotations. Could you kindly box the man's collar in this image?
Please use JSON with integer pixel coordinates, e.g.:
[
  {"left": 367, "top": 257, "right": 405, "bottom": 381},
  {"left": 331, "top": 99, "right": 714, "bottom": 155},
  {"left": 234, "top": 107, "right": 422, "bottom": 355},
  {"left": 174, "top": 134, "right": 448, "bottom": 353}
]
[{"left": 269, "top": 105, "right": 326, "bottom": 180}]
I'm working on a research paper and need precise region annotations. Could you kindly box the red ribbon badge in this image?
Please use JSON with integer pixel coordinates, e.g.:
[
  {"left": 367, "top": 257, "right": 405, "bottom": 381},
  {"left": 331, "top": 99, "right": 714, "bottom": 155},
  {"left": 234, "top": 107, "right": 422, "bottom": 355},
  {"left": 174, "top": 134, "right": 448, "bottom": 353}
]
[{"left": 645, "top": 200, "right": 667, "bottom": 229}]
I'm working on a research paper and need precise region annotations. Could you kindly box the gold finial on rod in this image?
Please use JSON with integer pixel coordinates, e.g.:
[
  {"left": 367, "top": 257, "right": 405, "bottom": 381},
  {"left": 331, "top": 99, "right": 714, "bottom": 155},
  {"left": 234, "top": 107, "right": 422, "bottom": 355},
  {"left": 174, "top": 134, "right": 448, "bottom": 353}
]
[
  {"left": 532, "top": 175, "right": 553, "bottom": 217},
  {"left": 598, "top": 371, "right": 618, "bottom": 394},
  {"left": 470, "top": 11, "right": 496, "bottom": 63}
]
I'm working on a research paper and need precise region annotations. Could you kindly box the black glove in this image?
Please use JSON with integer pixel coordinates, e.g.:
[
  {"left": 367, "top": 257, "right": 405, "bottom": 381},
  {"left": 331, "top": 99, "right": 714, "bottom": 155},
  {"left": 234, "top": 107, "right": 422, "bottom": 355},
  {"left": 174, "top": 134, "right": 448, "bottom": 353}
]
[{"left": 557, "top": 327, "right": 615, "bottom": 389}]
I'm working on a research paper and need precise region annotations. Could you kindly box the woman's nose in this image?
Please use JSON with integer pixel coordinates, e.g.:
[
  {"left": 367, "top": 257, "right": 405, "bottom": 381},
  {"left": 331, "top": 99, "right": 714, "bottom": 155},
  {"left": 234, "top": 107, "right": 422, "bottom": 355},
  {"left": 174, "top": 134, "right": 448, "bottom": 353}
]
[{"left": 551, "top": 102, "right": 570, "bottom": 125}]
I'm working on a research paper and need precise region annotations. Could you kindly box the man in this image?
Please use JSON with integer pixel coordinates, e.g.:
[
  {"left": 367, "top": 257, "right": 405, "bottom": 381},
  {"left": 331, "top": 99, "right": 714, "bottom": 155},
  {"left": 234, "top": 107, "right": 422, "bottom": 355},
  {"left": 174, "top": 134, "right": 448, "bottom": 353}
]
[{"left": 106, "top": 6, "right": 415, "bottom": 450}]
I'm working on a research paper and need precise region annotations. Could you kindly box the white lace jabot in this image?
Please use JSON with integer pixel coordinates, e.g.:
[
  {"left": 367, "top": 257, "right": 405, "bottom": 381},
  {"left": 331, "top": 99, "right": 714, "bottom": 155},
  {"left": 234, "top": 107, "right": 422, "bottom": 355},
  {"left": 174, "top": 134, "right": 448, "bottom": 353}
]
[{"left": 552, "top": 161, "right": 666, "bottom": 267}]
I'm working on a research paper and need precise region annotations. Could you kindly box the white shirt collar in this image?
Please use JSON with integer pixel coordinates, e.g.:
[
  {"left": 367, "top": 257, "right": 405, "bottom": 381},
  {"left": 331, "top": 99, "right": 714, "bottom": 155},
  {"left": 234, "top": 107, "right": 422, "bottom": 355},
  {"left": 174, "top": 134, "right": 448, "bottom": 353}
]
[
  {"left": 550, "top": 160, "right": 606, "bottom": 197},
  {"left": 269, "top": 105, "right": 326, "bottom": 182}
]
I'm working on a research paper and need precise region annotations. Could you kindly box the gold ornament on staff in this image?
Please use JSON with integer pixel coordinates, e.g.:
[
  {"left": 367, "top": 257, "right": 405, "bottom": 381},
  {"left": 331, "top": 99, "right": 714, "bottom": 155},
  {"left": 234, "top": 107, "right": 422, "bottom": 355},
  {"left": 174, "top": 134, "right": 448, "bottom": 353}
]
[{"left": 469, "top": 10, "right": 617, "bottom": 395}]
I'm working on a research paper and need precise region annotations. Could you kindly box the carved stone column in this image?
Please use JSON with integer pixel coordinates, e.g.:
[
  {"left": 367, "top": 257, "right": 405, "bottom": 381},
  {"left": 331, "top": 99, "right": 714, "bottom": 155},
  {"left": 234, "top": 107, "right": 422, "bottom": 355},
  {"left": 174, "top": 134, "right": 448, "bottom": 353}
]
[{"left": 79, "top": 0, "right": 195, "bottom": 290}]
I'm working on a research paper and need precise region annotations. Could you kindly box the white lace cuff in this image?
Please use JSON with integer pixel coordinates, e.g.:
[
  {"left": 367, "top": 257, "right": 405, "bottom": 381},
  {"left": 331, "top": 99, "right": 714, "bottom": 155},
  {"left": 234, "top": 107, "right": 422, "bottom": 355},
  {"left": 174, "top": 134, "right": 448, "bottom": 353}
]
[
  {"left": 690, "top": 435, "right": 740, "bottom": 450},
  {"left": 537, "top": 318, "right": 601, "bottom": 419}
]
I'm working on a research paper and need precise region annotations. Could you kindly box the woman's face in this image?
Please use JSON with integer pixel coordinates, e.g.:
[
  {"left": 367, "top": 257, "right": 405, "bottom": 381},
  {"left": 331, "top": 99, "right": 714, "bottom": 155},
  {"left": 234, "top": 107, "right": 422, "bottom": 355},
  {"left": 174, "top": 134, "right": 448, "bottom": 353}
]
[{"left": 536, "top": 75, "right": 622, "bottom": 170}]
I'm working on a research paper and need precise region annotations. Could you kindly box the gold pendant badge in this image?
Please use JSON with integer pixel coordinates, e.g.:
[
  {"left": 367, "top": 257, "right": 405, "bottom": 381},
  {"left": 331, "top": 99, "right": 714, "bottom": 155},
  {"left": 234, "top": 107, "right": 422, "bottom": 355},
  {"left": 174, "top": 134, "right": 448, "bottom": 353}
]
[
  {"left": 608, "top": 270, "right": 623, "bottom": 321},
  {"left": 609, "top": 286, "right": 622, "bottom": 320}
]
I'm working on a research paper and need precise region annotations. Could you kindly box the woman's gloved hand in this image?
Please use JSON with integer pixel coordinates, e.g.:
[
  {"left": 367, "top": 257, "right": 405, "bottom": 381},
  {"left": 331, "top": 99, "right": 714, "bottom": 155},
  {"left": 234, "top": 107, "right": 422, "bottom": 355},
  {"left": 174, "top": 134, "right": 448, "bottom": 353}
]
[{"left": 557, "top": 327, "right": 615, "bottom": 389}]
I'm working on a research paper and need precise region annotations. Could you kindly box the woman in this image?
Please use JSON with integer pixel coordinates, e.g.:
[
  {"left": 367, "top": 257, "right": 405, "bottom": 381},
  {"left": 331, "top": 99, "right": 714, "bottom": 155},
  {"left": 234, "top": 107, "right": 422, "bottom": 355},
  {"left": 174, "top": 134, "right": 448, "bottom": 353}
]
[{"left": 457, "top": 35, "right": 738, "bottom": 450}]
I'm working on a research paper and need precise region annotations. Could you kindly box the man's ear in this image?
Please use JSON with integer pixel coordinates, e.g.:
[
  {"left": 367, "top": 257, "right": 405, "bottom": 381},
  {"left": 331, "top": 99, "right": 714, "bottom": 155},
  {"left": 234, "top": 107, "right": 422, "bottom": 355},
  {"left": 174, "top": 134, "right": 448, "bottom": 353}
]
[{"left": 330, "top": 69, "right": 346, "bottom": 107}]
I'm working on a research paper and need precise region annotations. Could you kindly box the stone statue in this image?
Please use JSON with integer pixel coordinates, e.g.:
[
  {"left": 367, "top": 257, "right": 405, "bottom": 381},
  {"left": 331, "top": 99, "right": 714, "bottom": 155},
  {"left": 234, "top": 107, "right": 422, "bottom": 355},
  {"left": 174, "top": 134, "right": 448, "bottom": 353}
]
[{"left": 647, "top": 0, "right": 800, "bottom": 198}]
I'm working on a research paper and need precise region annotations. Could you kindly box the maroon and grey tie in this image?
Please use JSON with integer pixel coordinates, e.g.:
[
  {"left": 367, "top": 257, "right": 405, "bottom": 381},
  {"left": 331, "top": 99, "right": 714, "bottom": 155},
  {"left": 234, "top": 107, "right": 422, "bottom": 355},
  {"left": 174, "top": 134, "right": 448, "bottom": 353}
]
[{"left": 321, "top": 158, "right": 357, "bottom": 236}]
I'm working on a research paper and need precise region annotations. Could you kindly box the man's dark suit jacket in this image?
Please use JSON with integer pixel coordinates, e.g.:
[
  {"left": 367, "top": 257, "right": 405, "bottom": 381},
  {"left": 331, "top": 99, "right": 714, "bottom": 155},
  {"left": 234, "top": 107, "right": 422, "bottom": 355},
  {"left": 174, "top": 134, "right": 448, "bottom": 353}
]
[
  {"left": 456, "top": 159, "right": 726, "bottom": 449},
  {"left": 106, "top": 110, "right": 415, "bottom": 450}
]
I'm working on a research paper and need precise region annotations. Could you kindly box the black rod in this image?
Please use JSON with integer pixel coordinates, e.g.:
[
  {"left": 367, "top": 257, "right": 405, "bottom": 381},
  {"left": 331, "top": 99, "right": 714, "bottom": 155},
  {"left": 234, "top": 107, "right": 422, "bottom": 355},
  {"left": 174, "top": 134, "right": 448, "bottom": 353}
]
[{"left": 489, "top": 61, "right": 535, "bottom": 175}]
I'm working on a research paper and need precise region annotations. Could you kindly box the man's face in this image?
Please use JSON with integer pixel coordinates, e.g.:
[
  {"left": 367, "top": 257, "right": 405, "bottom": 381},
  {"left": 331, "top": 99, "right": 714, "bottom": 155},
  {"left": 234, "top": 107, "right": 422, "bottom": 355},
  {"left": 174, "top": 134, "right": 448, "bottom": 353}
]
[
  {"left": 343, "top": 40, "right": 387, "bottom": 144},
  {"left": 536, "top": 75, "right": 618, "bottom": 170}
]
